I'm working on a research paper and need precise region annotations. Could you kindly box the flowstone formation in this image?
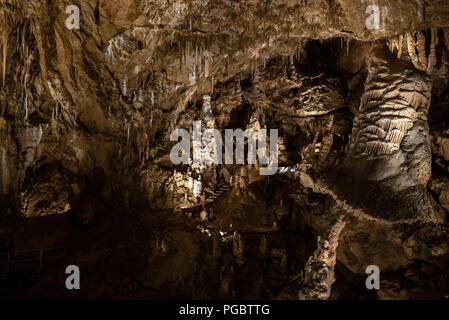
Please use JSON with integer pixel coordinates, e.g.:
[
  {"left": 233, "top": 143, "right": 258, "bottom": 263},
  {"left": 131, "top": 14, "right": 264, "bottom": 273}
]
[
  {"left": 0, "top": 0, "right": 449, "bottom": 300},
  {"left": 338, "top": 43, "right": 434, "bottom": 223},
  {"left": 346, "top": 44, "right": 432, "bottom": 189}
]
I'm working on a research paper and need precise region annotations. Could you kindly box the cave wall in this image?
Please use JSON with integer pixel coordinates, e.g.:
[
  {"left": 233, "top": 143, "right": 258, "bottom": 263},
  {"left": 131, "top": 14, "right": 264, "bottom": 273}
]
[{"left": 1, "top": 0, "right": 449, "bottom": 300}]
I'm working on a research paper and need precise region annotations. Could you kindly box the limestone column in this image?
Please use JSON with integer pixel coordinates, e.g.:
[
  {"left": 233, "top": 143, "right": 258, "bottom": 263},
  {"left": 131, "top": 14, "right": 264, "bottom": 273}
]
[{"left": 344, "top": 43, "right": 432, "bottom": 191}]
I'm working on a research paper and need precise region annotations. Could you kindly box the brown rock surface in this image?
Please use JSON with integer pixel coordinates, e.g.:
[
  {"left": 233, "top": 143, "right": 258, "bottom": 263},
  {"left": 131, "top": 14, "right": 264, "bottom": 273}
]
[{"left": 1, "top": 0, "right": 449, "bottom": 300}]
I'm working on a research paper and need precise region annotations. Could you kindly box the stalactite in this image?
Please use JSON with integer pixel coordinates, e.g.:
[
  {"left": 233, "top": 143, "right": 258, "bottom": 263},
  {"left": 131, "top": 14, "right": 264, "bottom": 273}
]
[
  {"left": 1, "top": 27, "right": 8, "bottom": 87},
  {"left": 122, "top": 77, "right": 128, "bottom": 97},
  {"left": 204, "top": 52, "right": 209, "bottom": 78},
  {"left": 444, "top": 29, "right": 449, "bottom": 54},
  {"left": 427, "top": 28, "right": 438, "bottom": 74},
  {"left": 288, "top": 55, "right": 297, "bottom": 79},
  {"left": 183, "top": 39, "right": 187, "bottom": 71},
  {"left": 24, "top": 90, "right": 29, "bottom": 121},
  {"left": 416, "top": 32, "right": 427, "bottom": 71},
  {"left": 150, "top": 90, "right": 154, "bottom": 106},
  {"left": 406, "top": 32, "right": 427, "bottom": 71},
  {"left": 190, "top": 64, "right": 196, "bottom": 85},
  {"left": 416, "top": 0, "right": 424, "bottom": 22},
  {"left": 387, "top": 35, "right": 404, "bottom": 59}
]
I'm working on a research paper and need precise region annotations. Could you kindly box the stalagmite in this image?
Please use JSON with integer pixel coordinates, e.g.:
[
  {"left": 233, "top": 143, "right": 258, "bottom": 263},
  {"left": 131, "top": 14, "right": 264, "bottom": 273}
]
[
  {"left": 345, "top": 43, "right": 432, "bottom": 190},
  {"left": 298, "top": 215, "right": 346, "bottom": 300}
]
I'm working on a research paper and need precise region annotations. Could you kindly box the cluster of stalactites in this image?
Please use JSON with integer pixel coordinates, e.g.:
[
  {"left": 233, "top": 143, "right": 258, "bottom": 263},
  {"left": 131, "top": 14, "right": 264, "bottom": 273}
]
[{"left": 388, "top": 28, "right": 448, "bottom": 74}]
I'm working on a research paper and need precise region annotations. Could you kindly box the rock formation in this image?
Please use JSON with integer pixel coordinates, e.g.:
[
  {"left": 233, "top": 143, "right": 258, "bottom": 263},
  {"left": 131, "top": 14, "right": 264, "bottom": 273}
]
[{"left": 0, "top": 0, "right": 449, "bottom": 300}]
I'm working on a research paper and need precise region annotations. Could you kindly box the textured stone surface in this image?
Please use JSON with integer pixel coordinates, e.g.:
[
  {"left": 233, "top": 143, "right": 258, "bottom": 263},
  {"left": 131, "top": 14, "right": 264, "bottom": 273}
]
[
  {"left": 345, "top": 43, "right": 432, "bottom": 190},
  {"left": 1, "top": 0, "right": 449, "bottom": 300}
]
